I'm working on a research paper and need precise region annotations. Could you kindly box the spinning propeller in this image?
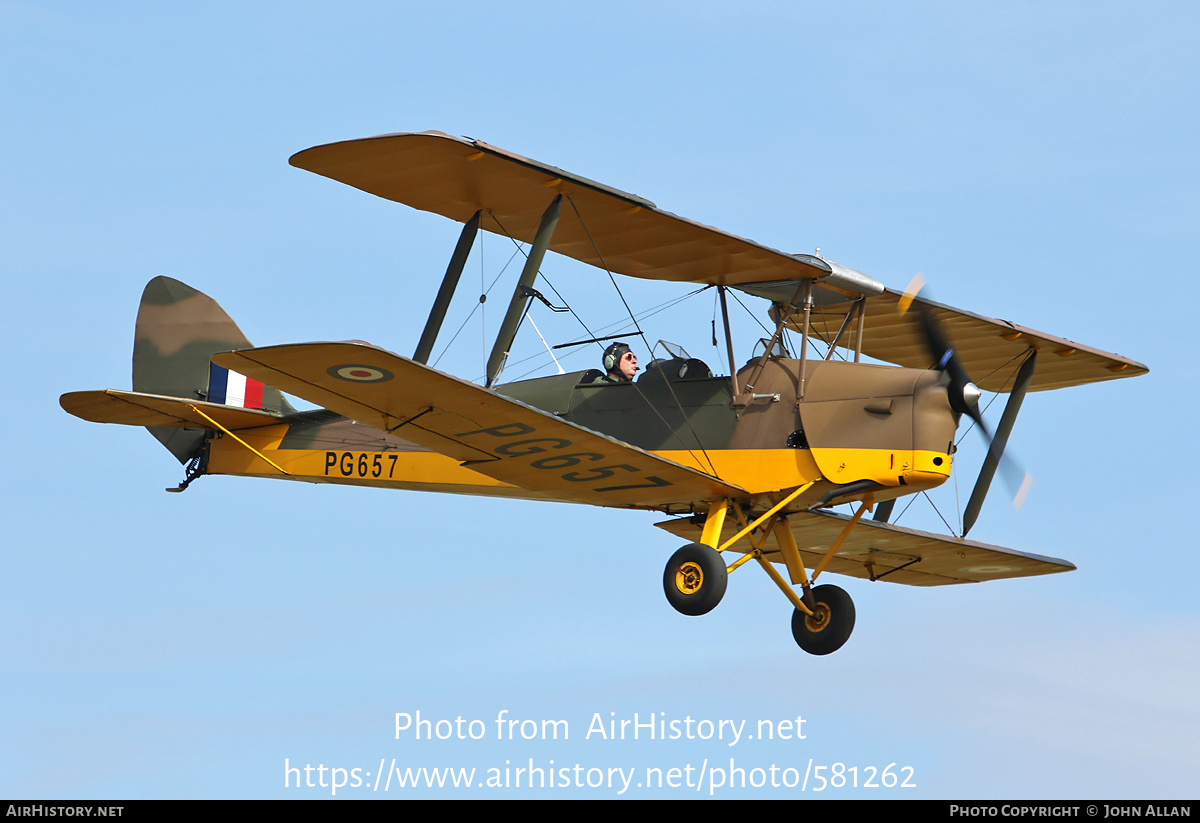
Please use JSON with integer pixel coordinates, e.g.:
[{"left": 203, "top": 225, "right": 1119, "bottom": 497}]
[{"left": 901, "top": 277, "right": 1034, "bottom": 536}]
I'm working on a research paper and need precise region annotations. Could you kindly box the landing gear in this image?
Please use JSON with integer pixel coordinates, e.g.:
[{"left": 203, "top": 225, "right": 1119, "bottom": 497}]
[
  {"left": 663, "top": 543, "right": 727, "bottom": 616},
  {"left": 791, "top": 584, "right": 855, "bottom": 655},
  {"left": 663, "top": 494, "right": 866, "bottom": 655}
]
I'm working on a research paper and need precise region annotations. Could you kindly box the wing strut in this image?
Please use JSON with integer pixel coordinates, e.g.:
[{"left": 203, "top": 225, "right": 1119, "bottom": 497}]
[
  {"left": 486, "top": 195, "right": 562, "bottom": 387},
  {"left": 872, "top": 498, "right": 896, "bottom": 523},
  {"left": 716, "top": 286, "right": 739, "bottom": 397},
  {"left": 414, "top": 209, "right": 481, "bottom": 364},
  {"left": 963, "top": 351, "right": 1037, "bottom": 535}
]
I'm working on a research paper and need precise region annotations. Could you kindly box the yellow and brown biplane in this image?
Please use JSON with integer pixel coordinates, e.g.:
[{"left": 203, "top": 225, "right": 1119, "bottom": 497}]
[{"left": 61, "top": 132, "right": 1148, "bottom": 655}]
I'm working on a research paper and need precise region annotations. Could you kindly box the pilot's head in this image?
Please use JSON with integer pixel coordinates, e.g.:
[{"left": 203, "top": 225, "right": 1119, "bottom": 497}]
[{"left": 603, "top": 342, "right": 638, "bottom": 382}]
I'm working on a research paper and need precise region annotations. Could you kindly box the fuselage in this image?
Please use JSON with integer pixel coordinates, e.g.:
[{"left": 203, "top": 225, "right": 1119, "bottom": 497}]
[{"left": 205, "top": 355, "right": 957, "bottom": 512}]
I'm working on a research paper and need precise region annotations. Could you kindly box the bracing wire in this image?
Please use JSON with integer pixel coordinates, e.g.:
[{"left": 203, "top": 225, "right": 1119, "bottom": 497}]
[
  {"left": 562, "top": 194, "right": 720, "bottom": 478},
  {"left": 431, "top": 228, "right": 522, "bottom": 369}
]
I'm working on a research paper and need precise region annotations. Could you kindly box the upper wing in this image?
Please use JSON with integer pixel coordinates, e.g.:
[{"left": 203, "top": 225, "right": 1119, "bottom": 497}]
[
  {"left": 292, "top": 132, "right": 1146, "bottom": 392},
  {"left": 290, "top": 131, "right": 834, "bottom": 287},
  {"left": 61, "top": 389, "right": 283, "bottom": 430},
  {"left": 655, "top": 507, "right": 1075, "bottom": 586},
  {"left": 794, "top": 288, "right": 1148, "bottom": 392},
  {"left": 212, "top": 342, "right": 746, "bottom": 508}
]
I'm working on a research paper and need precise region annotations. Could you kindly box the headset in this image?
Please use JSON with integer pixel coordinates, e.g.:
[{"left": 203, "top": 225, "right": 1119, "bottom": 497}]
[{"left": 603, "top": 342, "right": 632, "bottom": 373}]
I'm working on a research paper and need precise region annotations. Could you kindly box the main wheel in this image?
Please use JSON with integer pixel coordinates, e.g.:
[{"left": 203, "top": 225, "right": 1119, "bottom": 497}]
[
  {"left": 791, "top": 584, "right": 855, "bottom": 655},
  {"left": 663, "top": 543, "right": 728, "bottom": 616}
]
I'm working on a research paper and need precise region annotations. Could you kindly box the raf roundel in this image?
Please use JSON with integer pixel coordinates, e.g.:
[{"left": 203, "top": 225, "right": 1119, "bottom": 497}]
[{"left": 327, "top": 364, "right": 394, "bottom": 383}]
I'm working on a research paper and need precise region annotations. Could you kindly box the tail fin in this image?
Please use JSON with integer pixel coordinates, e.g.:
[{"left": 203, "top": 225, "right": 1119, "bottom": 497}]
[{"left": 133, "top": 276, "right": 293, "bottom": 462}]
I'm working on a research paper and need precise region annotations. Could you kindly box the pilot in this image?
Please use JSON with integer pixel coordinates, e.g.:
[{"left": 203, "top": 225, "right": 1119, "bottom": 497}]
[{"left": 601, "top": 342, "right": 638, "bottom": 383}]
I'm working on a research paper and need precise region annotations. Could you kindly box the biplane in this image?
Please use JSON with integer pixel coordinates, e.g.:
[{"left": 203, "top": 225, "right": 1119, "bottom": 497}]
[{"left": 61, "top": 132, "right": 1148, "bottom": 655}]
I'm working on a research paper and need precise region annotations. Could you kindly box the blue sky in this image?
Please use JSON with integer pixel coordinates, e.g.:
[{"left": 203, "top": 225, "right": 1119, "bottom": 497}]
[{"left": 3, "top": 1, "right": 1197, "bottom": 799}]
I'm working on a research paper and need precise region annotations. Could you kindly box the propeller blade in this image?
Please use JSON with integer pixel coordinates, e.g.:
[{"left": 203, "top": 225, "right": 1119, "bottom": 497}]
[
  {"left": 963, "top": 352, "right": 1037, "bottom": 535},
  {"left": 902, "top": 280, "right": 1036, "bottom": 536},
  {"left": 913, "top": 303, "right": 982, "bottom": 420}
]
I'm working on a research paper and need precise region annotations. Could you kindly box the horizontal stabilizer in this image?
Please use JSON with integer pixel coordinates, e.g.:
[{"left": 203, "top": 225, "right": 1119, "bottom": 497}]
[
  {"left": 655, "top": 507, "right": 1075, "bottom": 586},
  {"left": 214, "top": 341, "right": 746, "bottom": 509},
  {"left": 61, "top": 389, "right": 283, "bottom": 430}
]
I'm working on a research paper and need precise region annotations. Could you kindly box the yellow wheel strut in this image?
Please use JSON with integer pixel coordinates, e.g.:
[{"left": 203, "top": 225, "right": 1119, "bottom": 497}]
[{"left": 695, "top": 485, "right": 872, "bottom": 617}]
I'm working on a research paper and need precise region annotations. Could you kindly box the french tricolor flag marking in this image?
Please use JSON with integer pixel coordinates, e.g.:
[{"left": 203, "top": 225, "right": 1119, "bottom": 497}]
[{"left": 208, "top": 363, "right": 264, "bottom": 410}]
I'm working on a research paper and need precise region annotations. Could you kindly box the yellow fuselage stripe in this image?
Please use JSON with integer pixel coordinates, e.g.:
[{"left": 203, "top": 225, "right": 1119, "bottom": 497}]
[{"left": 206, "top": 428, "right": 950, "bottom": 498}]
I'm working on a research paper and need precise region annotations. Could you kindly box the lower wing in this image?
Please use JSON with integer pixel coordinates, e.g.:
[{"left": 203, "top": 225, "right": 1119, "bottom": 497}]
[
  {"left": 656, "top": 507, "right": 1075, "bottom": 586},
  {"left": 213, "top": 341, "right": 746, "bottom": 509}
]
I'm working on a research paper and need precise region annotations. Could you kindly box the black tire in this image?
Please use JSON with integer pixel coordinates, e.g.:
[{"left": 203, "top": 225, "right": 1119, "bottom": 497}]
[
  {"left": 663, "top": 543, "right": 728, "bottom": 616},
  {"left": 791, "top": 584, "right": 855, "bottom": 655}
]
